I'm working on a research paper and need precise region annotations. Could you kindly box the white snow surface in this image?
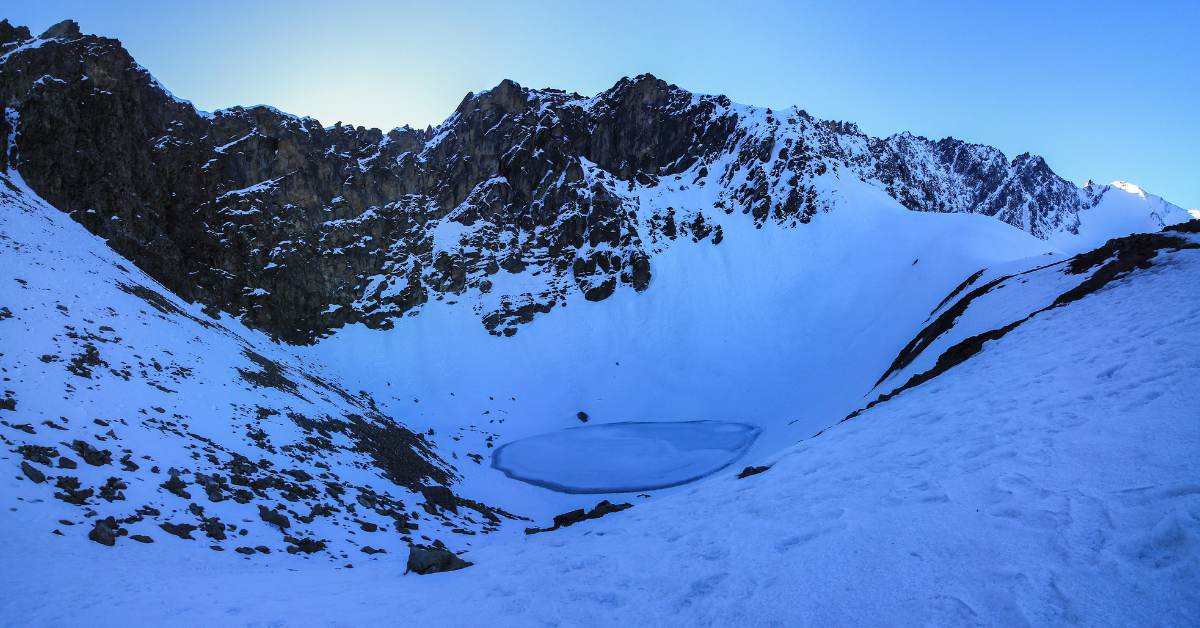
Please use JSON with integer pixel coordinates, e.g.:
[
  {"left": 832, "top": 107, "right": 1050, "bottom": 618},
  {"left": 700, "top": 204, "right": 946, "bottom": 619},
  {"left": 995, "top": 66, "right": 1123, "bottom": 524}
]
[
  {"left": 3, "top": 196, "right": 1197, "bottom": 624},
  {"left": 1049, "top": 180, "right": 1195, "bottom": 253}
]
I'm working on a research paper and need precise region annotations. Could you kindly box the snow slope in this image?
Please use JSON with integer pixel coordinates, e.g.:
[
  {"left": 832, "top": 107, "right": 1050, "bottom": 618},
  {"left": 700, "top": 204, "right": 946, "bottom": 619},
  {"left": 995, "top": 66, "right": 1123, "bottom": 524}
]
[
  {"left": 304, "top": 168, "right": 1057, "bottom": 518},
  {"left": 4, "top": 210, "right": 1197, "bottom": 626},
  {"left": 0, "top": 171, "right": 511, "bottom": 564},
  {"left": 1048, "top": 180, "right": 1195, "bottom": 253}
]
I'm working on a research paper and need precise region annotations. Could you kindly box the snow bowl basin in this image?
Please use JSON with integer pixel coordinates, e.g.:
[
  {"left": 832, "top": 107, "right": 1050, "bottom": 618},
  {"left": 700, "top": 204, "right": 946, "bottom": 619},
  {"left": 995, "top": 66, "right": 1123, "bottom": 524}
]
[{"left": 491, "top": 420, "right": 761, "bottom": 494}]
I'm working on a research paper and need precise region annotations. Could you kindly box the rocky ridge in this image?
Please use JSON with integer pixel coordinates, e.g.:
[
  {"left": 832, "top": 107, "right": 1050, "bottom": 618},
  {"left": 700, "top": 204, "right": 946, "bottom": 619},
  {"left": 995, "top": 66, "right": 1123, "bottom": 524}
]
[{"left": 0, "top": 19, "right": 1188, "bottom": 342}]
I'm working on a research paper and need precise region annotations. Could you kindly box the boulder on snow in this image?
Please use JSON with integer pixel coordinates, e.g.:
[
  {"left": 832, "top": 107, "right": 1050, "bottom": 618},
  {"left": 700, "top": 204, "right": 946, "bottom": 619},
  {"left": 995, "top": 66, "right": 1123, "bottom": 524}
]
[
  {"left": 258, "top": 505, "right": 291, "bottom": 530},
  {"left": 88, "top": 518, "right": 119, "bottom": 546},
  {"left": 419, "top": 485, "right": 458, "bottom": 514},
  {"left": 405, "top": 544, "right": 472, "bottom": 575},
  {"left": 737, "top": 465, "right": 770, "bottom": 479},
  {"left": 20, "top": 461, "right": 45, "bottom": 483},
  {"left": 159, "top": 522, "right": 197, "bottom": 540}
]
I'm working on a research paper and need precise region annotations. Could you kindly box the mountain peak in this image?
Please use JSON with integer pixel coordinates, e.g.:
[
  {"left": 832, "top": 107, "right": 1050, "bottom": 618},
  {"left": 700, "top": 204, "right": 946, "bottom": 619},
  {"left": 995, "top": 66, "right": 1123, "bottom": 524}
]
[
  {"left": 456, "top": 78, "right": 530, "bottom": 115},
  {"left": 603, "top": 73, "right": 679, "bottom": 99},
  {"left": 39, "top": 19, "right": 82, "bottom": 40},
  {"left": 1011, "top": 152, "right": 1048, "bottom": 168},
  {"left": 0, "top": 19, "right": 32, "bottom": 46},
  {"left": 1110, "top": 180, "right": 1147, "bottom": 197}
]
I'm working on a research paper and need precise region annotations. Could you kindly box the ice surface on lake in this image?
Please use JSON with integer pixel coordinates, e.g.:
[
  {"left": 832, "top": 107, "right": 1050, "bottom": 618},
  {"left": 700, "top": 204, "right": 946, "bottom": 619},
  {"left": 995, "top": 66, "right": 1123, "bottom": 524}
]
[{"left": 492, "top": 420, "right": 760, "bottom": 493}]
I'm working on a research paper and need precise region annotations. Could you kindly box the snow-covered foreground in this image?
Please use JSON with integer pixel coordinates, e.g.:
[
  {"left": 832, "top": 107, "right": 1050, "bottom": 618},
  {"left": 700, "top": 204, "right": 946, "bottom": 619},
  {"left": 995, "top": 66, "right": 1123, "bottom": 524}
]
[
  {"left": 492, "top": 421, "right": 760, "bottom": 493},
  {"left": 4, "top": 208, "right": 1198, "bottom": 625}
]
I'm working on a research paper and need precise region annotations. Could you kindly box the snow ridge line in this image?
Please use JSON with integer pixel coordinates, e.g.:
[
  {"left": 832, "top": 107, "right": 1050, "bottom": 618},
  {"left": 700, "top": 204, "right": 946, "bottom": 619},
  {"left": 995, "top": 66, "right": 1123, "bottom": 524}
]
[{"left": 851, "top": 223, "right": 1200, "bottom": 422}]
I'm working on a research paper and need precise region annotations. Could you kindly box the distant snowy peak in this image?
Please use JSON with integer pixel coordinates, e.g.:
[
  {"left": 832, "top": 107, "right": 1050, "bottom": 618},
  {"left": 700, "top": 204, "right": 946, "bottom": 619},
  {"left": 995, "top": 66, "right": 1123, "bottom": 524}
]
[
  {"left": 1108, "top": 180, "right": 1147, "bottom": 197},
  {"left": 1065, "top": 179, "right": 1194, "bottom": 251},
  {"left": 0, "top": 19, "right": 1189, "bottom": 341}
]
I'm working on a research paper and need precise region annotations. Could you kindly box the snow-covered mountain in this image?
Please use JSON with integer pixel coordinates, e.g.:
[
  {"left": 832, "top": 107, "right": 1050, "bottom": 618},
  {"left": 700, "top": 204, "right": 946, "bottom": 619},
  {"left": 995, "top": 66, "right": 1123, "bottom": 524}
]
[
  {"left": 0, "top": 19, "right": 1189, "bottom": 343},
  {"left": 2, "top": 17, "right": 1199, "bottom": 627}
]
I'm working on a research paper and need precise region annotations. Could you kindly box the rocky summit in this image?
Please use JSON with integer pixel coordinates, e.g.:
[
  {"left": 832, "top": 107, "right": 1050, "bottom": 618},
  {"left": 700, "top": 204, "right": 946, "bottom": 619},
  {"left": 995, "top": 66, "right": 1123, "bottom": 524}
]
[{"left": 1, "top": 19, "right": 1187, "bottom": 343}]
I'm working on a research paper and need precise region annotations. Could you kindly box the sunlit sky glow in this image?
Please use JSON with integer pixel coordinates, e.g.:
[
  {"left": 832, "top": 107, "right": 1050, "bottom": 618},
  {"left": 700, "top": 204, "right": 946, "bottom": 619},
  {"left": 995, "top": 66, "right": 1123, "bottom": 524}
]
[{"left": 7, "top": 0, "right": 1199, "bottom": 208}]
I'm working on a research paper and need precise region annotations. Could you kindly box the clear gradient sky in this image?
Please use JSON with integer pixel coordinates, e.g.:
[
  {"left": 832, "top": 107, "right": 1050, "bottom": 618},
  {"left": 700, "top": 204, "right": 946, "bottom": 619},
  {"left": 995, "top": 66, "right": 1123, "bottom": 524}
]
[{"left": 6, "top": 0, "right": 1199, "bottom": 208}]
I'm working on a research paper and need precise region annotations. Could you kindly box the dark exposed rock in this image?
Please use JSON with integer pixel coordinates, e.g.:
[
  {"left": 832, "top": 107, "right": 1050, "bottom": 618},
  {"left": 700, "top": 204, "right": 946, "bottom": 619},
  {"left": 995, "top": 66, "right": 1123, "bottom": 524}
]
[
  {"left": 20, "top": 460, "right": 45, "bottom": 483},
  {"left": 160, "top": 472, "right": 191, "bottom": 499},
  {"left": 576, "top": 411, "right": 589, "bottom": 423},
  {"left": 130, "top": 534, "right": 154, "bottom": 543},
  {"left": 88, "top": 517, "right": 119, "bottom": 546},
  {"left": 17, "top": 444, "right": 58, "bottom": 465},
  {"left": 258, "top": 504, "right": 291, "bottom": 530},
  {"left": 70, "top": 439, "right": 111, "bottom": 466},
  {"left": 53, "top": 476, "right": 92, "bottom": 505},
  {"left": 525, "top": 500, "right": 633, "bottom": 534},
  {"left": 237, "top": 350, "right": 302, "bottom": 398},
  {"left": 159, "top": 522, "right": 197, "bottom": 540},
  {"left": 202, "top": 517, "right": 226, "bottom": 541},
  {"left": 405, "top": 545, "right": 472, "bottom": 575},
  {"left": 419, "top": 484, "right": 458, "bottom": 515},
  {"left": 98, "top": 476, "right": 127, "bottom": 501},
  {"left": 66, "top": 343, "right": 106, "bottom": 378},
  {"left": 1166, "top": 218, "right": 1200, "bottom": 234},
  {"left": 285, "top": 537, "right": 326, "bottom": 554},
  {"left": 737, "top": 465, "right": 770, "bottom": 479}
]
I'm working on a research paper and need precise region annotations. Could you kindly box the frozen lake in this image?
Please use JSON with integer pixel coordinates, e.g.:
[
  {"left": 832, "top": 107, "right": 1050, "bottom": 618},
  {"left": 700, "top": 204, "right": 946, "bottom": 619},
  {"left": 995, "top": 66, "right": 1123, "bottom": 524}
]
[{"left": 491, "top": 420, "right": 760, "bottom": 493}]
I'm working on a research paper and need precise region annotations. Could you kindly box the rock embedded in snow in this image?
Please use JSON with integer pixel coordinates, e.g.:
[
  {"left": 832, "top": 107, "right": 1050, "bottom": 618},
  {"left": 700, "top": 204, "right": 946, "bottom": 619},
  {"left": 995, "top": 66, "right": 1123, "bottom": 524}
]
[
  {"left": 405, "top": 545, "right": 472, "bottom": 575},
  {"left": 158, "top": 523, "right": 197, "bottom": 541},
  {"left": 19, "top": 461, "right": 45, "bottom": 483},
  {"left": 419, "top": 485, "right": 458, "bottom": 514},
  {"left": 87, "top": 518, "right": 118, "bottom": 547},
  {"left": 525, "top": 500, "right": 634, "bottom": 535},
  {"left": 736, "top": 465, "right": 770, "bottom": 479},
  {"left": 258, "top": 505, "right": 291, "bottom": 531}
]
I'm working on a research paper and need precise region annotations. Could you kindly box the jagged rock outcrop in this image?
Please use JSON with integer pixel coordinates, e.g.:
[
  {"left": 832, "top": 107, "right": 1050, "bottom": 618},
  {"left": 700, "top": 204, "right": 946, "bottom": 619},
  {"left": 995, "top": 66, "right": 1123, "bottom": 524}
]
[{"left": 0, "top": 19, "right": 1186, "bottom": 342}]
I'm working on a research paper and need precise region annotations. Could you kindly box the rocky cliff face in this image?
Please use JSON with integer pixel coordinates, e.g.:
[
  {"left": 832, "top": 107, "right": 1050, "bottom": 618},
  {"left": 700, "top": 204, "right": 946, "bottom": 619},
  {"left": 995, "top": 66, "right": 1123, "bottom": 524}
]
[{"left": 0, "top": 19, "right": 1184, "bottom": 342}]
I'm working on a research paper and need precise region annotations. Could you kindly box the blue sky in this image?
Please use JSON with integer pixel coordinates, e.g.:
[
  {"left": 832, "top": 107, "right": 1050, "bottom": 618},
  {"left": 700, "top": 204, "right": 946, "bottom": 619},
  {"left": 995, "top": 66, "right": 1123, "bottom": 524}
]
[{"left": 7, "top": 0, "right": 1198, "bottom": 208}]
